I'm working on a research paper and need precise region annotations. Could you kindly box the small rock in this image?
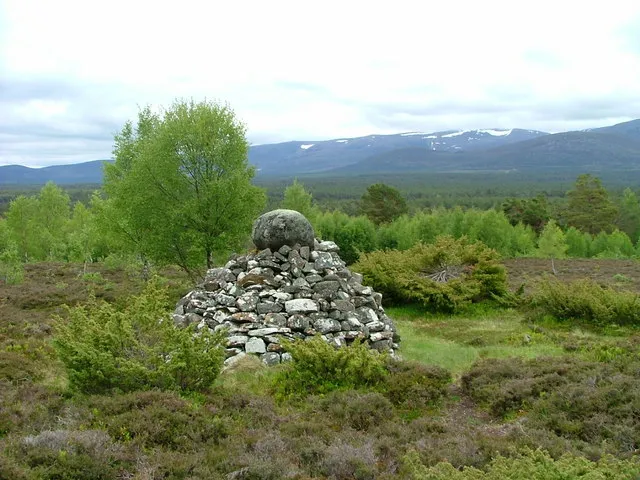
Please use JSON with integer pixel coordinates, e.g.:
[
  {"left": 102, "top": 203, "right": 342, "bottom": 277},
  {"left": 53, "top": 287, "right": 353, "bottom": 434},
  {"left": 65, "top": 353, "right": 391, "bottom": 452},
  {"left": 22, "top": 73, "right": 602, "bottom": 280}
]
[
  {"left": 285, "top": 298, "right": 318, "bottom": 314},
  {"left": 256, "top": 301, "right": 283, "bottom": 314},
  {"left": 236, "top": 292, "right": 259, "bottom": 312},
  {"left": 230, "top": 312, "right": 259, "bottom": 323},
  {"left": 261, "top": 352, "right": 281, "bottom": 366},
  {"left": 227, "top": 335, "right": 249, "bottom": 347},
  {"left": 314, "top": 318, "right": 342, "bottom": 334},
  {"left": 264, "top": 312, "right": 287, "bottom": 327},
  {"left": 248, "top": 327, "right": 290, "bottom": 337},
  {"left": 223, "top": 352, "right": 247, "bottom": 368},
  {"left": 245, "top": 337, "right": 267, "bottom": 354},
  {"left": 287, "top": 314, "right": 310, "bottom": 331}
]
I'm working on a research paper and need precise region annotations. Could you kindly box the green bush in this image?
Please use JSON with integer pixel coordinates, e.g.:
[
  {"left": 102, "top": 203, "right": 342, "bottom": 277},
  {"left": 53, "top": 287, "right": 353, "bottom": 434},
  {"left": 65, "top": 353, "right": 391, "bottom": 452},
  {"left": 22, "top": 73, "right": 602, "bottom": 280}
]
[
  {"left": 352, "top": 236, "right": 507, "bottom": 313},
  {"left": 0, "top": 243, "right": 24, "bottom": 284},
  {"left": 314, "top": 211, "right": 377, "bottom": 264},
  {"left": 273, "top": 337, "right": 389, "bottom": 398},
  {"left": 53, "top": 277, "right": 226, "bottom": 394},
  {"left": 527, "top": 276, "right": 640, "bottom": 326},
  {"left": 403, "top": 447, "right": 640, "bottom": 479}
]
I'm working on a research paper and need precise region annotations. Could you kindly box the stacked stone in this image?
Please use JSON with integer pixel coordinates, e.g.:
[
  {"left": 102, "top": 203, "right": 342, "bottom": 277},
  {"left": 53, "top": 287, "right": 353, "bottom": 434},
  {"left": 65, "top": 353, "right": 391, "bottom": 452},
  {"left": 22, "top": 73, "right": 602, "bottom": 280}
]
[{"left": 173, "top": 239, "right": 400, "bottom": 367}]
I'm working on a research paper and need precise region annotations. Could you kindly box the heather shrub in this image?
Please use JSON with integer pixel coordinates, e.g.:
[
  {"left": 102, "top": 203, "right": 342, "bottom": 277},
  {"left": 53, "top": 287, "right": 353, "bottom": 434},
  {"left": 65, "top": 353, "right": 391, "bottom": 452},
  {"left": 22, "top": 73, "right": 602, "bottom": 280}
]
[
  {"left": 273, "top": 337, "right": 389, "bottom": 398},
  {"left": 352, "top": 236, "right": 507, "bottom": 312},
  {"left": 54, "top": 277, "right": 226, "bottom": 394},
  {"left": 461, "top": 356, "right": 600, "bottom": 418},
  {"left": 462, "top": 356, "right": 640, "bottom": 456},
  {"left": 88, "top": 390, "right": 229, "bottom": 450},
  {"left": 527, "top": 276, "right": 640, "bottom": 326},
  {"left": 403, "top": 447, "right": 640, "bottom": 479},
  {"left": 382, "top": 360, "right": 451, "bottom": 410},
  {"left": 314, "top": 390, "right": 394, "bottom": 431}
]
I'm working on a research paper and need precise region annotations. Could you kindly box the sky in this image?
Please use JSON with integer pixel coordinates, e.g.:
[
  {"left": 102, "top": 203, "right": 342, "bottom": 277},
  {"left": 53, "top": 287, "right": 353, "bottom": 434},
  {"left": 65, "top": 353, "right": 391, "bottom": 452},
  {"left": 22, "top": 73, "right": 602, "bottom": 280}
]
[{"left": 2, "top": 0, "right": 640, "bottom": 167}]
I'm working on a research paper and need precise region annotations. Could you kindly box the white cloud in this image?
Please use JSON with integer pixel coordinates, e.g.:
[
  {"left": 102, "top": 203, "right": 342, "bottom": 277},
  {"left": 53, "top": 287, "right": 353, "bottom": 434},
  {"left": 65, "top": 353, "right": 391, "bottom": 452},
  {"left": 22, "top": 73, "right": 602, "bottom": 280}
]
[{"left": 1, "top": 0, "right": 640, "bottom": 166}]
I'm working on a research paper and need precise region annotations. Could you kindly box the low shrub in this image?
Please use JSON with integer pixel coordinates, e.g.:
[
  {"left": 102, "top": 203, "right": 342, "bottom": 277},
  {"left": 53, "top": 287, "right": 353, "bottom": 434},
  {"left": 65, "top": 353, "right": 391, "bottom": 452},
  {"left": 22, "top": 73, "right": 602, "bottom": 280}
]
[
  {"left": 0, "top": 351, "right": 44, "bottom": 385},
  {"left": 462, "top": 356, "right": 600, "bottom": 418},
  {"left": 403, "top": 447, "right": 640, "bottom": 479},
  {"left": 462, "top": 356, "right": 640, "bottom": 456},
  {"left": 273, "top": 337, "right": 389, "bottom": 398},
  {"left": 527, "top": 276, "right": 640, "bottom": 326},
  {"left": 53, "top": 277, "right": 226, "bottom": 394},
  {"left": 352, "top": 236, "right": 507, "bottom": 313},
  {"left": 88, "top": 390, "right": 229, "bottom": 451},
  {"left": 382, "top": 360, "right": 451, "bottom": 410},
  {"left": 314, "top": 390, "right": 395, "bottom": 431}
]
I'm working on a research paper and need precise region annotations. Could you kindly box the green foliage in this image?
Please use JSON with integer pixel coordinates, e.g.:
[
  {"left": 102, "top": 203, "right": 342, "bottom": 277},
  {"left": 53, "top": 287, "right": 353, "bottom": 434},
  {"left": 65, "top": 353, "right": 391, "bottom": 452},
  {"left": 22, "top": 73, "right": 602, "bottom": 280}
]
[
  {"left": 5, "top": 183, "right": 72, "bottom": 262},
  {"left": 5, "top": 194, "right": 40, "bottom": 261},
  {"left": 103, "top": 99, "right": 266, "bottom": 276},
  {"left": 314, "top": 210, "right": 377, "bottom": 264},
  {"left": 565, "top": 174, "right": 618, "bottom": 235},
  {"left": 404, "top": 447, "right": 640, "bottom": 479},
  {"left": 273, "top": 337, "right": 389, "bottom": 398},
  {"left": 590, "top": 229, "right": 635, "bottom": 258},
  {"left": 0, "top": 243, "right": 24, "bottom": 284},
  {"left": 535, "top": 219, "right": 567, "bottom": 259},
  {"left": 502, "top": 194, "right": 550, "bottom": 234},
  {"left": 616, "top": 187, "right": 640, "bottom": 243},
  {"left": 281, "top": 178, "right": 319, "bottom": 223},
  {"left": 527, "top": 276, "right": 640, "bottom": 326},
  {"left": 53, "top": 277, "right": 226, "bottom": 394},
  {"left": 376, "top": 207, "right": 535, "bottom": 257},
  {"left": 353, "top": 236, "right": 507, "bottom": 313},
  {"left": 360, "top": 183, "right": 408, "bottom": 225},
  {"left": 564, "top": 226, "right": 591, "bottom": 257},
  {"left": 66, "top": 201, "right": 98, "bottom": 265}
]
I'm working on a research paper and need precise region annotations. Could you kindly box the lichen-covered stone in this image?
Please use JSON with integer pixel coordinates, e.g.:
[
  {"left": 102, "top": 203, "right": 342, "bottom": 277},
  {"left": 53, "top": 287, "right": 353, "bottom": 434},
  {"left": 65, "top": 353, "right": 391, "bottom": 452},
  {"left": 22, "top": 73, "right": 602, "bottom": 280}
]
[{"left": 252, "top": 209, "right": 315, "bottom": 251}]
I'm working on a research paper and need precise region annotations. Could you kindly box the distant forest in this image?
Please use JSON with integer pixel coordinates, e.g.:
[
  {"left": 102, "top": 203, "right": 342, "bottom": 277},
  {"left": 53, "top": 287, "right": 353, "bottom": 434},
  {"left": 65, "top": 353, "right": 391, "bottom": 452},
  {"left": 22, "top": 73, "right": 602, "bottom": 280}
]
[{"left": 1, "top": 170, "right": 639, "bottom": 217}]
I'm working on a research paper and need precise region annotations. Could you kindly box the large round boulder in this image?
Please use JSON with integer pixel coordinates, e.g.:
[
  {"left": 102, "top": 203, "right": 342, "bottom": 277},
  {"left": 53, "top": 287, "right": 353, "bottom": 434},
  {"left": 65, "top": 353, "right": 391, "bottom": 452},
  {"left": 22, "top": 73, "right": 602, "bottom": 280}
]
[{"left": 252, "top": 209, "right": 315, "bottom": 251}]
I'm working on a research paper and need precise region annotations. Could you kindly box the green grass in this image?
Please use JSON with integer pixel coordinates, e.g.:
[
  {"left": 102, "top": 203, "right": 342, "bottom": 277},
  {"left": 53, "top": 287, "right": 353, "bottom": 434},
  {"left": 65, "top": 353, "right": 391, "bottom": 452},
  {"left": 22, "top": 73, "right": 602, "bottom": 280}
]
[{"left": 390, "top": 305, "right": 566, "bottom": 375}]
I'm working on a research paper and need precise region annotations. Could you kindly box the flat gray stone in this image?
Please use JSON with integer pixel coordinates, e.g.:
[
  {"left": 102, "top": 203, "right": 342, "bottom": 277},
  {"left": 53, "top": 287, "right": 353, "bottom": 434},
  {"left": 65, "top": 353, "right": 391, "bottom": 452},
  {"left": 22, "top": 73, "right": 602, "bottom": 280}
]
[
  {"left": 285, "top": 298, "right": 318, "bottom": 314},
  {"left": 245, "top": 337, "right": 266, "bottom": 354}
]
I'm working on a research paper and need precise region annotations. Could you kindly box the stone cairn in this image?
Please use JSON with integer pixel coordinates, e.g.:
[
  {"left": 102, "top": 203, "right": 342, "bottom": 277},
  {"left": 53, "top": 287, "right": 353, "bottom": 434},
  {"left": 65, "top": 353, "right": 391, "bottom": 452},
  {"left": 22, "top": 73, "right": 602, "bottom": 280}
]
[{"left": 173, "top": 209, "right": 400, "bottom": 367}]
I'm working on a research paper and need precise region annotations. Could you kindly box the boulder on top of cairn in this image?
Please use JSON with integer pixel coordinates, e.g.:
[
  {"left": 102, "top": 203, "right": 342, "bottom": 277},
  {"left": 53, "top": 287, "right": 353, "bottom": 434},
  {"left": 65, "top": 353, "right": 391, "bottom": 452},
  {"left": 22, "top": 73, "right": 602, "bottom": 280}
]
[{"left": 252, "top": 209, "right": 315, "bottom": 251}]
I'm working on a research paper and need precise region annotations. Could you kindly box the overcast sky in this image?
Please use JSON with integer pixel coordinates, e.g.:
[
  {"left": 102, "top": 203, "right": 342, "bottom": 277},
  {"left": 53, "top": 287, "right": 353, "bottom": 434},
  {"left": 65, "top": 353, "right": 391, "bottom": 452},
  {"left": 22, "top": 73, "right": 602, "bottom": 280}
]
[{"left": 2, "top": 0, "right": 640, "bottom": 167}]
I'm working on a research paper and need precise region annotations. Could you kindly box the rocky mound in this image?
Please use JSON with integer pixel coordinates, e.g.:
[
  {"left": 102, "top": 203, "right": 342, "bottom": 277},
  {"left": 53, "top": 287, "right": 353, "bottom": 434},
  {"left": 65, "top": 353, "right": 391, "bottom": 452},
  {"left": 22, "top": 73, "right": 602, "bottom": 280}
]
[{"left": 173, "top": 239, "right": 400, "bottom": 367}]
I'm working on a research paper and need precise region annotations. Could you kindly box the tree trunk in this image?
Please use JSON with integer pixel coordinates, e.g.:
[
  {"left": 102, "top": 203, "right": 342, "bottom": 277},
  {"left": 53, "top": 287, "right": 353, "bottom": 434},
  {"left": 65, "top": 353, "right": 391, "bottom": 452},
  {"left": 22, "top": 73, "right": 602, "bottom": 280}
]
[{"left": 206, "top": 248, "right": 213, "bottom": 269}]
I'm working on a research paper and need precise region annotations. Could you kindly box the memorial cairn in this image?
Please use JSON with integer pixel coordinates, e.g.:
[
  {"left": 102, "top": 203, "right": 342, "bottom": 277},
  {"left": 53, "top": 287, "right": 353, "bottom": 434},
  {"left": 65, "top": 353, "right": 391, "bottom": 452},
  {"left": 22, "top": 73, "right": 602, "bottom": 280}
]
[{"left": 173, "top": 209, "right": 400, "bottom": 367}]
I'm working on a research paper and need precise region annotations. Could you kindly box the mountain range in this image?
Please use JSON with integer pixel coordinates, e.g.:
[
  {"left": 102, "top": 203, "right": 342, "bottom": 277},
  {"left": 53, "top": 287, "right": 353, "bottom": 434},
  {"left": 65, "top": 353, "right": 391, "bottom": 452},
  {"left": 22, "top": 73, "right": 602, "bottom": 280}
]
[{"left": 1, "top": 119, "right": 640, "bottom": 185}]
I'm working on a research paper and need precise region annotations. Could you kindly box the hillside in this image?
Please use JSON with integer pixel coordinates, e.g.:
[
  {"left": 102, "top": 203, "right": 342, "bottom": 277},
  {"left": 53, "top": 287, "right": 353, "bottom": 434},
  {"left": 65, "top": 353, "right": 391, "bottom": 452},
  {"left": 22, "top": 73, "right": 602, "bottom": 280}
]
[
  {"left": 328, "top": 130, "right": 640, "bottom": 174},
  {"left": 1, "top": 119, "right": 640, "bottom": 184}
]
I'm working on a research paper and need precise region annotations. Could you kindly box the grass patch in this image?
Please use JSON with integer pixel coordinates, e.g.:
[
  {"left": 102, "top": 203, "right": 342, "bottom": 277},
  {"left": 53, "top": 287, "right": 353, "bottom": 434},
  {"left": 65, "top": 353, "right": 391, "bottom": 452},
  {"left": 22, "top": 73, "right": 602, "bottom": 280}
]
[{"left": 390, "top": 306, "right": 565, "bottom": 375}]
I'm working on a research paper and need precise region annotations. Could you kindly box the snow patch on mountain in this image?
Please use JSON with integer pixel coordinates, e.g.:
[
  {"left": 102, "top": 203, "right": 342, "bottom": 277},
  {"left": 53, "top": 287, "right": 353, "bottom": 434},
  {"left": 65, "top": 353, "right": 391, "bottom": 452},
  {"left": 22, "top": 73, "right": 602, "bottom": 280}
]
[
  {"left": 441, "top": 131, "right": 465, "bottom": 138},
  {"left": 477, "top": 129, "right": 512, "bottom": 136},
  {"left": 300, "top": 144, "right": 314, "bottom": 150},
  {"left": 400, "top": 132, "right": 428, "bottom": 136},
  {"left": 336, "top": 139, "right": 349, "bottom": 143}
]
